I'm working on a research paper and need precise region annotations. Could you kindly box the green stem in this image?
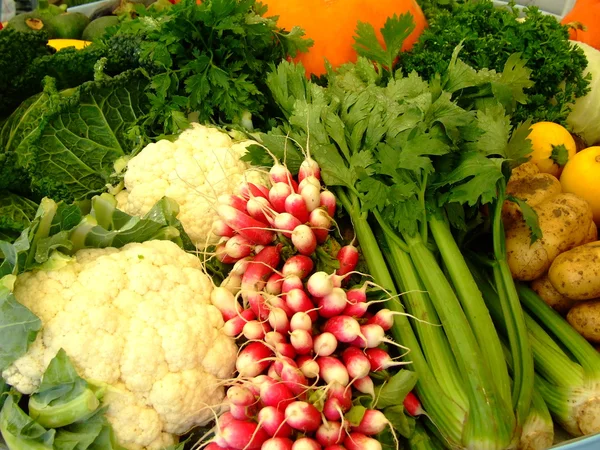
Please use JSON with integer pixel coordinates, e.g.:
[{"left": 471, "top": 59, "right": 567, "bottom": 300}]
[
  {"left": 429, "top": 215, "right": 513, "bottom": 418},
  {"left": 517, "top": 285, "right": 600, "bottom": 377},
  {"left": 403, "top": 232, "right": 514, "bottom": 449},
  {"left": 490, "top": 181, "right": 535, "bottom": 428},
  {"left": 336, "top": 189, "right": 464, "bottom": 445}
]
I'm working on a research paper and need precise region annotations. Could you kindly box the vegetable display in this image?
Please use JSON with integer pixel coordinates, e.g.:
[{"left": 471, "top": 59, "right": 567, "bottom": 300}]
[{"left": 2, "top": 0, "right": 600, "bottom": 449}]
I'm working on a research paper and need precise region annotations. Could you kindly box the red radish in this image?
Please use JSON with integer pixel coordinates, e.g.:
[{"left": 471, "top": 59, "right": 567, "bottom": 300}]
[
  {"left": 280, "top": 363, "right": 308, "bottom": 393},
  {"left": 300, "top": 183, "right": 321, "bottom": 212},
  {"left": 323, "top": 397, "right": 349, "bottom": 422},
  {"left": 236, "top": 342, "right": 273, "bottom": 377},
  {"left": 258, "top": 406, "right": 292, "bottom": 438},
  {"left": 271, "top": 356, "right": 296, "bottom": 377},
  {"left": 317, "top": 357, "right": 350, "bottom": 386},
  {"left": 365, "top": 348, "right": 407, "bottom": 371},
  {"left": 262, "top": 438, "right": 294, "bottom": 450},
  {"left": 222, "top": 419, "right": 269, "bottom": 450},
  {"left": 291, "top": 225, "right": 317, "bottom": 256},
  {"left": 284, "top": 401, "right": 321, "bottom": 433},
  {"left": 313, "top": 332, "right": 338, "bottom": 357},
  {"left": 351, "top": 324, "right": 401, "bottom": 349},
  {"left": 275, "top": 342, "right": 297, "bottom": 359},
  {"left": 260, "top": 380, "right": 295, "bottom": 411},
  {"left": 230, "top": 403, "right": 255, "bottom": 420},
  {"left": 298, "top": 175, "right": 321, "bottom": 191},
  {"left": 217, "top": 411, "right": 236, "bottom": 430},
  {"left": 326, "top": 381, "right": 352, "bottom": 408},
  {"left": 282, "top": 255, "right": 314, "bottom": 279},
  {"left": 265, "top": 331, "right": 286, "bottom": 347},
  {"left": 292, "top": 437, "right": 321, "bottom": 450},
  {"left": 299, "top": 158, "right": 321, "bottom": 182},
  {"left": 205, "top": 443, "right": 226, "bottom": 450},
  {"left": 243, "top": 320, "right": 271, "bottom": 340},
  {"left": 290, "top": 311, "right": 312, "bottom": 331},
  {"left": 217, "top": 204, "right": 274, "bottom": 246},
  {"left": 323, "top": 446, "right": 345, "bottom": 450},
  {"left": 285, "top": 193, "right": 310, "bottom": 223},
  {"left": 297, "top": 356, "right": 320, "bottom": 378},
  {"left": 223, "top": 309, "right": 256, "bottom": 337},
  {"left": 343, "top": 433, "right": 381, "bottom": 450},
  {"left": 282, "top": 275, "right": 304, "bottom": 293},
  {"left": 265, "top": 294, "right": 294, "bottom": 318},
  {"left": 248, "top": 375, "right": 273, "bottom": 396},
  {"left": 336, "top": 245, "right": 359, "bottom": 277},
  {"left": 265, "top": 273, "right": 284, "bottom": 295},
  {"left": 231, "top": 257, "right": 253, "bottom": 276},
  {"left": 221, "top": 273, "right": 242, "bottom": 294},
  {"left": 316, "top": 421, "right": 345, "bottom": 447},
  {"left": 269, "top": 164, "right": 295, "bottom": 186},
  {"left": 403, "top": 392, "right": 424, "bottom": 416},
  {"left": 227, "top": 385, "right": 255, "bottom": 406},
  {"left": 318, "top": 289, "right": 349, "bottom": 319},
  {"left": 366, "top": 309, "right": 399, "bottom": 331},
  {"left": 341, "top": 347, "right": 371, "bottom": 379},
  {"left": 274, "top": 213, "right": 302, "bottom": 238},
  {"left": 269, "top": 308, "right": 291, "bottom": 334},
  {"left": 285, "top": 289, "right": 317, "bottom": 319},
  {"left": 353, "top": 376, "right": 375, "bottom": 397},
  {"left": 309, "top": 208, "right": 331, "bottom": 244},
  {"left": 242, "top": 245, "right": 282, "bottom": 319},
  {"left": 247, "top": 197, "right": 272, "bottom": 224},
  {"left": 239, "top": 182, "right": 270, "bottom": 200},
  {"left": 342, "top": 286, "right": 368, "bottom": 317},
  {"left": 352, "top": 409, "right": 389, "bottom": 436},
  {"left": 218, "top": 194, "right": 248, "bottom": 212},
  {"left": 216, "top": 243, "right": 240, "bottom": 264},
  {"left": 290, "top": 329, "right": 314, "bottom": 355},
  {"left": 211, "top": 287, "right": 242, "bottom": 321},
  {"left": 213, "top": 219, "right": 236, "bottom": 237},
  {"left": 225, "top": 235, "right": 255, "bottom": 259},
  {"left": 269, "top": 183, "right": 294, "bottom": 213},
  {"left": 307, "top": 271, "right": 334, "bottom": 298},
  {"left": 268, "top": 364, "right": 281, "bottom": 381},
  {"left": 319, "top": 191, "right": 336, "bottom": 217},
  {"left": 323, "top": 316, "right": 363, "bottom": 343}
]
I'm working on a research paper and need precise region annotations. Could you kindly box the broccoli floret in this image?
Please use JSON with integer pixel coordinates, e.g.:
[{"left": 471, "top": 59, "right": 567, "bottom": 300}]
[{"left": 0, "top": 29, "right": 54, "bottom": 118}]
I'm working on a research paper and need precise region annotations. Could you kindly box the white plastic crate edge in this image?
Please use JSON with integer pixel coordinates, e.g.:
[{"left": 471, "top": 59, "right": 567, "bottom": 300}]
[{"left": 493, "top": 0, "right": 576, "bottom": 18}]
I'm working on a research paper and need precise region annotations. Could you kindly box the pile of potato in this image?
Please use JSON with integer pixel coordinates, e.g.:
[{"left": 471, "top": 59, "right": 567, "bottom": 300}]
[{"left": 503, "top": 162, "right": 600, "bottom": 343}]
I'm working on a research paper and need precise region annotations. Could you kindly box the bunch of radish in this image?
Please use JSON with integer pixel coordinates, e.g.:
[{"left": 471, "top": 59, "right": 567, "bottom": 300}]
[{"left": 206, "top": 155, "right": 419, "bottom": 450}]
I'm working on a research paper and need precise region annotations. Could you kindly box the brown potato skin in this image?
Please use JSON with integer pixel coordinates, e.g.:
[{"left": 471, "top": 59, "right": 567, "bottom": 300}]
[
  {"left": 503, "top": 164, "right": 563, "bottom": 226},
  {"left": 506, "top": 193, "right": 594, "bottom": 281},
  {"left": 585, "top": 222, "right": 599, "bottom": 244},
  {"left": 567, "top": 299, "right": 600, "bottom": 343},
  {"left": 531, "top": 274, "right": 577, "bottom": 314},
  {"left": 548, "top": 241, "right": 600, "bottom": 300}
]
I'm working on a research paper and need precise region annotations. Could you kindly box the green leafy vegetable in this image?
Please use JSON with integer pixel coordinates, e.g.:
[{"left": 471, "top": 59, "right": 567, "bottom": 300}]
[
  {"left": 0, "top": 392, "right": 55, "bottom": 450},
  {"left": 401, "top": 1, "right": 590, "bottom": 125},
  {"left": 0, "top": 288, "right": 42, "bottom": 372},
  {"left": 1, "top": 71, "right": 149, "bottom": 202},
  {"left": 507, "top": 196, "right": 543, "bottom": 245},
  {"left": 106, "top": 0, "right": 313, "bottom": 133},
  {"left": 0, "top": 193, "right": 39, "bottom": 242},
  {"left": 29, "top": 350, "right": 102, "bottom": 429}
]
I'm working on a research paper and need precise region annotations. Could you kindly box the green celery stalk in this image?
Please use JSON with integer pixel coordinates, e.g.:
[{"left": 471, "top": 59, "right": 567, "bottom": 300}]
[{"left": 337, "top": 189, "right": 465, "bottom": 444}]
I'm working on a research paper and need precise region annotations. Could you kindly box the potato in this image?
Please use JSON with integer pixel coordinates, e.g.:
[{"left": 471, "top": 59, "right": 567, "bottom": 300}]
[
  {"left": 585, "top": 222, "right": 599, "bottom": 244},
  {"left": 506, "top": 193, "right": 594, "bottom": 281},
  {"left": 567, "top": 299, "right": 600, "bottom": 343},
  {"left": 531, "top": 274, "right": 577, "bottom": 314},
  {"left": 503, "top": 172, "right": 563, "bottom": 225},
  {"left": 548, "top": 241, "right": 600, "bottom": 300}
]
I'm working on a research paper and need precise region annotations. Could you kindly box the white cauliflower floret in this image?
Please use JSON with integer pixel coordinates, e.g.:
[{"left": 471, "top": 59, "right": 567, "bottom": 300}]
[
  {"left": 116, "top": 124, "right": 267, "bottom": 249},
  {"left": 2, "top": 240, "right": 238, "bottom": 450}
]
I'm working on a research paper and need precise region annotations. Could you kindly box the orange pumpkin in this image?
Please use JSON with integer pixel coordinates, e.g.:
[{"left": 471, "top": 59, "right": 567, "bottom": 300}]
[
  {"left": 261, "top": 0, "right": 427, "bottom": 76},
  {"left": 561, "top": 0, "right": 600, "bottom": 50}
]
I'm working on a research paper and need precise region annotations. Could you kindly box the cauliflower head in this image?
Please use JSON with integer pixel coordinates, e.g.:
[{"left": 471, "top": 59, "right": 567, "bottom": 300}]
[
  {"left": 2, "top": 240, "right": 238, "bottom": 450},
  {"left": 116, "top": 124, "right": 267, "bottom": 249}
]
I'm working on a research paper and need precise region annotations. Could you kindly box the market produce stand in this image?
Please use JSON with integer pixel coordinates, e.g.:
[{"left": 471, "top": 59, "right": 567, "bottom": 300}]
[{"left": 1, "top": 1, "right": 600, "bottom": 450}]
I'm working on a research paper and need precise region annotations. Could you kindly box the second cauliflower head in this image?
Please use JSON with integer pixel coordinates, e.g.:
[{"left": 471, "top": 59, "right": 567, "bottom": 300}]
[
  {"left": 2, "top": 240, "right": 238, "bottom": 450},
  {"left": 116, "top": 124, "right": 267, "bottom": 249}
]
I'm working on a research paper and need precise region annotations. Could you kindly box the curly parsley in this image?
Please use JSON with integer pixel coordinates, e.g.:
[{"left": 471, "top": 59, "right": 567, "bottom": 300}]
[{"left": 401, "top": 1, "right": 590, "bottom": 125}]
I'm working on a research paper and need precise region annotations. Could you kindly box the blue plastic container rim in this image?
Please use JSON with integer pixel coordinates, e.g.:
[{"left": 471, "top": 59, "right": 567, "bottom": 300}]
[{"left": 553, "top": 433, "right": 600, "bottom": 449}]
